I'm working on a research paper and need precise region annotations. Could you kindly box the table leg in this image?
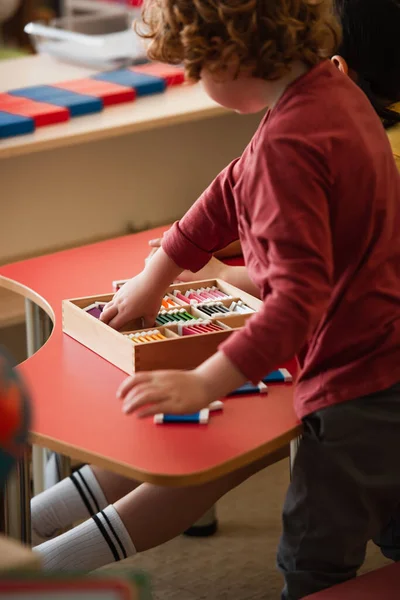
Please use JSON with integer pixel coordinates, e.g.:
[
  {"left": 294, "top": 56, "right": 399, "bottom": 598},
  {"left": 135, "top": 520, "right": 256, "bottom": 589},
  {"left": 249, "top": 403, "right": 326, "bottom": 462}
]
[
  {"left": 289, "top": 437, "right": 301, "bottom": 480},
  {"left": 2, "top": 446, "right": 32, "bottom": 544},
  {"left": 25, "top": 299, "right": 48, "bottom": 497},
  {"left": 57, "top": 454, "right": 72, "bottom": 481}
]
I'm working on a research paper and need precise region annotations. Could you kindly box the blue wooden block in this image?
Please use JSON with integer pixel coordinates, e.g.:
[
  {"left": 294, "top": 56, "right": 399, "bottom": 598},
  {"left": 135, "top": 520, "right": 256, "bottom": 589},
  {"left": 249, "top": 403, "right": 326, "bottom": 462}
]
[
  {"left": 0, "top": 111, "right": 35, "bottom": 139},
  {"left": 92, "top": 70, "right": 166, "bottom": 96},
  {"left": 8, "top": 86, "right": 102, "bottom": 117}
]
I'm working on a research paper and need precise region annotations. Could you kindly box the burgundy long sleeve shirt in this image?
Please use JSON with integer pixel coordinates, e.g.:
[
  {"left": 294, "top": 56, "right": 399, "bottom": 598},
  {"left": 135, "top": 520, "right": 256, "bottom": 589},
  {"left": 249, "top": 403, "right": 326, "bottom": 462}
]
[{"left": 162, "top": 60, "right": 400, "bottom": 419}]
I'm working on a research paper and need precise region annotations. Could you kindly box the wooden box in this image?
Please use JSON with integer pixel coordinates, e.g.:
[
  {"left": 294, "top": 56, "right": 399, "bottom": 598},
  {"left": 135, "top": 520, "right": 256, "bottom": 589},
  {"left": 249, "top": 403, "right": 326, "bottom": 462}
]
[{"left": 62, "top": 279, "right": 262, "bottom": 375}]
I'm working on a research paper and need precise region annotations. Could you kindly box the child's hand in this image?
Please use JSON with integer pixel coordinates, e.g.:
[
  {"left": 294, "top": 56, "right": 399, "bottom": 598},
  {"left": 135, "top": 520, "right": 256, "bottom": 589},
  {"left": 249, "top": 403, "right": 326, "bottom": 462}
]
[
  {"left": 100, "top": 272, "right": 163, "bottom": 331},
  {"left": 117, "top": 370, "right": 214, "bottom": 417}
]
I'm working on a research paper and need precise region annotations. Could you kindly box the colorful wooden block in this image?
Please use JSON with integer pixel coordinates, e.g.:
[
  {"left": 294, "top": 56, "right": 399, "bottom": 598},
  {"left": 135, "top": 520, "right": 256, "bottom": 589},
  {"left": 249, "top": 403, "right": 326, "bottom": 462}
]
[
  {"left": 130, "top": 63, "right": 185, "bottom": 86},
  {"left": 53, "top": 79, "right": 136, "bottom": 107},
  {"left": 92, "top": 70, "right": 166, "bottom": 96},
  {"left": 0, "top": 111, "right": 34, "bottom": 139},
  {"left": 0, "top": 93, "right": 69, "bottom": 127},
  {"left": 8, "top": 86, "right": 102, "bottom": 117}
]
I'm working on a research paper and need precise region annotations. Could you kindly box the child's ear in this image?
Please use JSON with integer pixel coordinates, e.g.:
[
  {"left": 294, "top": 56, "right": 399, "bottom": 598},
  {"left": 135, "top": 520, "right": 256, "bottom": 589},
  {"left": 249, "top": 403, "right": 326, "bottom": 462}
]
[{"left": 331, "top": 55, "right": 349, "bottom": 75}]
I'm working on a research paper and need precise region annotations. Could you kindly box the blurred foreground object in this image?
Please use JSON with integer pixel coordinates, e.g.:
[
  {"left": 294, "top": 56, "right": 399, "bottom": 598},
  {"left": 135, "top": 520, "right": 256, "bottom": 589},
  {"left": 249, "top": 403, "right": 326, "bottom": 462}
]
[{"left": 0, "top": 346, "right": 31, "bottom": 491}]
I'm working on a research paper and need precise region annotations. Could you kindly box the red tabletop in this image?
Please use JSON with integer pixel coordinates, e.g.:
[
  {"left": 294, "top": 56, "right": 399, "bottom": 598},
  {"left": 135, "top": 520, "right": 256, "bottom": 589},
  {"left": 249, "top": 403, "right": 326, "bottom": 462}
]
[{"left": 0, "top": 228, "right": 300, "bottom": 486}]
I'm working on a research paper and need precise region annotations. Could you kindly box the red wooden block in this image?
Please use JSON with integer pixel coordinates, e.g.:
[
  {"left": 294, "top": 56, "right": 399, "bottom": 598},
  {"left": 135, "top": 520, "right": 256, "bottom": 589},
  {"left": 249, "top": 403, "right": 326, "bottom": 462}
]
[
  {"left": 53, "top": 79, "right": 136, "bottom": 107},
  {"left": 0, "top": 93, "right": 69, "bottom": 127},
  {"left": 130, "top": 63, "right": 185, "bottom": 86}
]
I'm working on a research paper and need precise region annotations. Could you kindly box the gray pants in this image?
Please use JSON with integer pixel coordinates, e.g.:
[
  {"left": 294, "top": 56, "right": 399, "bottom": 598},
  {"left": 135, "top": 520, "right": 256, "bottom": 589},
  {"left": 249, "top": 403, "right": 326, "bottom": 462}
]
[{"left": 277, "top": 382, "right": 400, "bottom": 599}]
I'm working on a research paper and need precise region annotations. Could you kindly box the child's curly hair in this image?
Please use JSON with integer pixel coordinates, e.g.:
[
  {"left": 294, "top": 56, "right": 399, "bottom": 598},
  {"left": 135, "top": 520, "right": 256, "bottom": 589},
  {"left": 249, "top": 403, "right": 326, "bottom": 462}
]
[{"left": 136, "top": 0, "right": 341, "bottom": 81}]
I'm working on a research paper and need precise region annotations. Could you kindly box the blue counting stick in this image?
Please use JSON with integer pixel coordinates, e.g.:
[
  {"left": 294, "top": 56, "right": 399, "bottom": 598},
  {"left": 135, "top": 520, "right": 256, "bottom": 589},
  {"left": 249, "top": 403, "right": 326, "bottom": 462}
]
[
  {"left": 262, "top": 368, "right": 292, "bottom": 383},
  {"left": 0, "top": 111, "right": 34, "bottom": 139},
  {"left": 8, "top": 86, "right": 102, "bottom": 117},
  {"left": 154, "top": 408, "right": 209, "bottom": 424},
  {"left": 228, "top": 381, "right": 268, "bottom": 397},
  {"left": 93, "top": 70, "right": 166, "bottom": 96}
]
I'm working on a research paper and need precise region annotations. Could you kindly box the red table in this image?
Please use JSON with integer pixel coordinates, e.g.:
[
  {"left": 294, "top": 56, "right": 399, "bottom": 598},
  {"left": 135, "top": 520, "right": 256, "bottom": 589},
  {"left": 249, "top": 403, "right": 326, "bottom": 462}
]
[{"left": 0, "top": 227, "right": 300, "bottom": 540}]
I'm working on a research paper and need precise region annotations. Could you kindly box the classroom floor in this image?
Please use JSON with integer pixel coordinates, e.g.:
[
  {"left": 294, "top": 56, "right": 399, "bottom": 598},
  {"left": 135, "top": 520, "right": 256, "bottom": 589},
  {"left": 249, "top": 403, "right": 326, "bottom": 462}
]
[{"left": 106, "top": 458, "right": 391, "bottom": 600}]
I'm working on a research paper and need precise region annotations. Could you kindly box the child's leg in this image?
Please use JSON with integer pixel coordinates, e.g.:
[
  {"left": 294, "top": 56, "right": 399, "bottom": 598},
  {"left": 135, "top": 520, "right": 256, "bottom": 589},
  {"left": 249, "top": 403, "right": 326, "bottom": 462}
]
[
  {"left": 34, "top": 448, "right": 287, "bottom": 572},
  {"left": 277, "top": 382, "right": 400, "bottom": 600},
  {"left": 32, "top": 465, "right": 139, "bottom": 545}
]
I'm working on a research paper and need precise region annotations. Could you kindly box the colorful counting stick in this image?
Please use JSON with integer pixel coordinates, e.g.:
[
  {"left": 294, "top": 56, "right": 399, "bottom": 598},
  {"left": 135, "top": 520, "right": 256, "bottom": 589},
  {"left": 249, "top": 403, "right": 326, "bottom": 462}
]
[
  {"left": 228, "top": 369, "right": 293, "bottom": 396},
  {"left": 184, "top": 290, "right": 204, "bottom": 303},
  {"left": 228, "top": 301, "right": 255, "bottom": 314},
  {"left": 179, "top": 287, "right": 233, "bottom": 304},
  {"left": 127, "top": 330, "right": 166, "bottom": 343},
  {"left": 178, "top": 320, "right": 225, "bottom": 335},
  {"left": 173, "top": 291, "right": 191, "bottom": 304},
  {"left": 228, "top": 381, "right": 268, "bottom": 396},
  {"left": 84, "top": 302, "right": 107, "bottom": 319},
  {"left": 161, "top": 295, "right": 180, "bottom": 309},
  {"left": 154, "top": 401, "right": 223, "bottom": 425},
  {"left": 196, "top": 303, "right": 231, "bottom": 317},
  {"left": 154, "top": 408, "right": 210, "bottom": 424},
  {"left": 198, "top": 287, "right": 224, "bottom": 300},
  {"left": 262, "top": 368, "right": 292, "bottom": 383},
  {"left": 205, "top": 286, "right": 232, "bottom": 299},
  {"left": 156, "top": 309, "right": 195, "bottom": 325}
]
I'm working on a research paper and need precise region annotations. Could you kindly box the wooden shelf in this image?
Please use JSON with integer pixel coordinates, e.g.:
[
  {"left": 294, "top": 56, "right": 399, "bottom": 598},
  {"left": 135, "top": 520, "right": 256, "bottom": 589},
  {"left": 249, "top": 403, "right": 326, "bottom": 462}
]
[{"left": 0, "top": 54, "right": 227, "bottom": 159}]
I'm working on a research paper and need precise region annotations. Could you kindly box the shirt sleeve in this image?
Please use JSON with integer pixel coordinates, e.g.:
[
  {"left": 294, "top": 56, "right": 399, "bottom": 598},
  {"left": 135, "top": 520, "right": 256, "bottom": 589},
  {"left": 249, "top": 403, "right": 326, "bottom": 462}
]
[
  {"left": 220, "top": 133, "right": 334, "bottom": 383},
  {"left": 162, "top": 158, "right": 241, "bottom": 272}
]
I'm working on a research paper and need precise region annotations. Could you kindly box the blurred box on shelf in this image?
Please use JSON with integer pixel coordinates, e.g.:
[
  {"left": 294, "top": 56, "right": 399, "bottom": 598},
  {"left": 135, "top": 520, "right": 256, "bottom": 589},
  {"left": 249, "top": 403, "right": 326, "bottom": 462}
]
[{"left": 25, "top": 8, "right": 149, "bottom": 70}]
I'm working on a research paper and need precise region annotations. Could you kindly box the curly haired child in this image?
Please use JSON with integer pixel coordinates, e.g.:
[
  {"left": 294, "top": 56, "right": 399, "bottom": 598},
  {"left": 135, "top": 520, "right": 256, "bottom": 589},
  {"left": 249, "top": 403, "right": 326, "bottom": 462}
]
[
  {"left": 102, "top": 1, "right": 400, "bottom": 597},
  {"left": 33, "top": 2, "right": 400, "bottom": 597}
]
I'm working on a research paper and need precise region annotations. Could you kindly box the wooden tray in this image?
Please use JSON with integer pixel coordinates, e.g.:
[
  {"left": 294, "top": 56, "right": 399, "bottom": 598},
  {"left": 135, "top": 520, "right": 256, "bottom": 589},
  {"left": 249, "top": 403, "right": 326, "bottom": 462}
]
[{"left": 62, "top": 279, "right": 262, "bottom": 374}]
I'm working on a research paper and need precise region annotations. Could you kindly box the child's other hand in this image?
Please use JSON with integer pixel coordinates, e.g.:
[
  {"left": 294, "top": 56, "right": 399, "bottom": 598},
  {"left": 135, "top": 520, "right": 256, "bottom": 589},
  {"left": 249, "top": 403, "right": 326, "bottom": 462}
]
[
  {"left": 100, "top": 272, "right": 163, "bottom": 331},
  {"left": 117, "top": 370, "right": 214, "bottom": 417}
]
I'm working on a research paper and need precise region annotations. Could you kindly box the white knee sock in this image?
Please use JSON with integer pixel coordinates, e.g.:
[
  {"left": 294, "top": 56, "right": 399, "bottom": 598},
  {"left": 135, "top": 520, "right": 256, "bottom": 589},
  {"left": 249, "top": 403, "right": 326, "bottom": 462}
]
[
  {"left": 34, "top": 505, "right": 136, "bottom": 572},
  {"left": 31, "top": 465, "right": 108, "bottom": 546}
]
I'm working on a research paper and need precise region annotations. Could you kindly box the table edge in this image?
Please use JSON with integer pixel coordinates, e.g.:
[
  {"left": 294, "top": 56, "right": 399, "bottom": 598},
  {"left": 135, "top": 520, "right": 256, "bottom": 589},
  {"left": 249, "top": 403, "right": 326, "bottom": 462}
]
[
  {"left": 0, "top": 275, "right": 54, "bottom": 321},
  {"left": 30, "top": 425, "right": 301, "bottom": 486}
]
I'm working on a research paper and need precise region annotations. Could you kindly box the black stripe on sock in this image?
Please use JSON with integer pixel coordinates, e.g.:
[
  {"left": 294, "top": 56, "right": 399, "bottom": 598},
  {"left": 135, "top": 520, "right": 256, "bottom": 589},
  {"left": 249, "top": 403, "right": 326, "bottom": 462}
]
[
  {"left": 92, "top": 514, "right": 120, "bottom": 562},
  {"left": 70, "top": 472, "right": 95, "bottom": 518},
  {"left": 76, "top": 470, "right": 101, "bottom": 513},
  {"left": 100, "top": 510, "right": 127, "bottom": 559}
]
